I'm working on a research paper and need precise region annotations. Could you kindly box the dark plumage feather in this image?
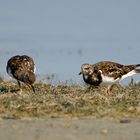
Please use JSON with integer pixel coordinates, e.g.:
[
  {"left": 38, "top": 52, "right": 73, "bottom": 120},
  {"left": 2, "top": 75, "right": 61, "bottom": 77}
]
[{"left": 6, "top": 55, "right": 36, "bottom": 93}]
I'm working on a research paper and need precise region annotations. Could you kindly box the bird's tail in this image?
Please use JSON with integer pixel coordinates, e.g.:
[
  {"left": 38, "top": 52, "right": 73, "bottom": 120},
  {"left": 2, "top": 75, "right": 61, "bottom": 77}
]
[
  {"left": 136, "top": 64, "right": 140, "bottom": 67},
  {"left": 122, "top": 64, "right": 140, "bottom": 76},
  {"left": 135, "top": 64, "right": 140, "bottom": 73},
  {"left": 135, "top": 69, "right": 140, "bottom": 73}
]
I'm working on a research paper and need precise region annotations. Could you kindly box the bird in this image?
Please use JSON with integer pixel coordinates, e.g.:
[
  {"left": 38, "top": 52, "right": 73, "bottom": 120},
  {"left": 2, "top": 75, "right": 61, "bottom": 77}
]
[
  {"left": 6, "top": 55, "right": 36, "bottom": 93},
  {"left": 79, "top": 61, "right": 140, "bottom": 95}
]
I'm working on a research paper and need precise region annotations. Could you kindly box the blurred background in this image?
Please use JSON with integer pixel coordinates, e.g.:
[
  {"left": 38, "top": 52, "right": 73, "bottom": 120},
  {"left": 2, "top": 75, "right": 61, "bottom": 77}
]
[{"left": 0, "top": 0, "right": 140, "bottom": 84}]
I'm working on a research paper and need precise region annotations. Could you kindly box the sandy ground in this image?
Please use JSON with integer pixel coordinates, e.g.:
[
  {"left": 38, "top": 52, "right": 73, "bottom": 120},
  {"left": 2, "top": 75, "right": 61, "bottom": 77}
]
[{"left": 0, "top": 118, "right": 140, "bottom": 140}]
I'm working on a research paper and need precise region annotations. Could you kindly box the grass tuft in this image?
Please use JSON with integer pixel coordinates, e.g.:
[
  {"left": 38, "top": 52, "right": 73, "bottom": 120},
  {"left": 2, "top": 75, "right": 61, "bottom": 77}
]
[{"left": 0, "top": 81, "right": 140, "bottom": 119}]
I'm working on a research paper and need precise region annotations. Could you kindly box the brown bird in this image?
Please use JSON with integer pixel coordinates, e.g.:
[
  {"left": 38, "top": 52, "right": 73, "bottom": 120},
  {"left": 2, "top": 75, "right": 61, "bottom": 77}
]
[
  {"left": 6, "top": 55, "right": 36, "bottom": 93},
  {"left": 79, "top": 61, "right": 140, "bottom": 95}
]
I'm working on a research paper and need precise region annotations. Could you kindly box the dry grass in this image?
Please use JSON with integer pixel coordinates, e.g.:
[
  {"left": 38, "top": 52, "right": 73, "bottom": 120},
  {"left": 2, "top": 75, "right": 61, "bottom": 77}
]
[{"left": 0, "top": 80, "right": 140, "bottom": 120}]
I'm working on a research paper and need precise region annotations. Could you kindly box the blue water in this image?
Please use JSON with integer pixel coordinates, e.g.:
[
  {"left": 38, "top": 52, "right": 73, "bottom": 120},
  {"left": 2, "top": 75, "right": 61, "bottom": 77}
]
[{"left": 0, "top": 0, "right": 140, "bottom": 84}]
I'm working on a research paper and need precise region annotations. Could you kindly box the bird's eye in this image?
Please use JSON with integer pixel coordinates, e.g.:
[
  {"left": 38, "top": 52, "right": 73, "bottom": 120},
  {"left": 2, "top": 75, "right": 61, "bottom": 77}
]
[{"left": 85, "top": 67, "right": 89, "bottom": 70}]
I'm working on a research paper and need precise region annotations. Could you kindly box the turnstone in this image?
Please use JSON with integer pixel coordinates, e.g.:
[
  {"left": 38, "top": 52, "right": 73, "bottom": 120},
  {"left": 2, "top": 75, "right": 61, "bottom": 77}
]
[
  {"left": 6, "top": 55, "right": 36, "bottom": 93},
  {"left": 79, "top": 61, "right": 140, "bottom": 94}
]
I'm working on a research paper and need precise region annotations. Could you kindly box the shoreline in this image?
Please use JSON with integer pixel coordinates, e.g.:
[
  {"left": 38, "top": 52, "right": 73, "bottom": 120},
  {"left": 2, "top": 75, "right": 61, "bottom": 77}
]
[{"left": 0, "top": 118, "right": 139, "bottom": 140}]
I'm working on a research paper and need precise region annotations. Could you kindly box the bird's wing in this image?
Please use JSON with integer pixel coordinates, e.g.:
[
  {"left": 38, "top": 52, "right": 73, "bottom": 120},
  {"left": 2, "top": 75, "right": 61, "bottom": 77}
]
[{"left": 93, "top": 61, "right": 124, "bottom": 79}]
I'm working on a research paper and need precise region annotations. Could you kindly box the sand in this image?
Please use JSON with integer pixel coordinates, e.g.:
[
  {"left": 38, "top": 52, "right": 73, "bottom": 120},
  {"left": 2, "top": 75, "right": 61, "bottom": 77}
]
[{"left": 0, "top": 118, "right": 140, "bottom": 140}]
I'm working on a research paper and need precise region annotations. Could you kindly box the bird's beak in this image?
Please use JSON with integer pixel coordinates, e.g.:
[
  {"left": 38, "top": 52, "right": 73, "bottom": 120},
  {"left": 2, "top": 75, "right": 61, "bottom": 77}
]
[{"left": 79, "top": 71, "right": 82, "bottom": 75}]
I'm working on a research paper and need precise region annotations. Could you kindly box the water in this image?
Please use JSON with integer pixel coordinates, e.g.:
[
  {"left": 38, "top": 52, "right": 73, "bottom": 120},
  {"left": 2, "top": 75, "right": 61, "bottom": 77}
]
[{"left": 0, "top": 0, "right": 140, "bottom": 84}]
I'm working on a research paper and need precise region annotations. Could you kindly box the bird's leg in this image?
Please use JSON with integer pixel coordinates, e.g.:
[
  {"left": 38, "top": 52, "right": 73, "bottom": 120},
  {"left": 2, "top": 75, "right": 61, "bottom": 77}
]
[
  {"left": 107, "top": 84, "right": 114, "bottom": 96},
  {"left": 26, "top": 84, "right": 35, "bottom": 93},
  {"left": 31, "top": 85, "right": 35, "bottom": 93},
  {"left": 17, "top": 80, "right": 22, "bottom": 94},
  {"left": 17, "top": 81, "right": 22, "bottom": 95},
  {"left": 107, "top": 88, "right": 111, "bottom": 96},
  {"left": 17, "top": 80, "right": 21, "bottom": 88},
  {"left": 19, "top": 88, "right": 23, "bottom": 95}
]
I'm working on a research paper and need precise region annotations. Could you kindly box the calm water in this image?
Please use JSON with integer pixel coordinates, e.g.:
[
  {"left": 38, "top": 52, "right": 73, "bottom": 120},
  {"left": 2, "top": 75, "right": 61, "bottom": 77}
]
[{"left": 0, "top": 0, "right": 140, "bottom": 84}]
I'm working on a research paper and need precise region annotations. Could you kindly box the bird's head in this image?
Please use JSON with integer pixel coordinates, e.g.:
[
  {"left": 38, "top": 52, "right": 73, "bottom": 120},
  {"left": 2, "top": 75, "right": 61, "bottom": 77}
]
[{"left": 79, "top": 63, "right": 93, "bottom": 76}]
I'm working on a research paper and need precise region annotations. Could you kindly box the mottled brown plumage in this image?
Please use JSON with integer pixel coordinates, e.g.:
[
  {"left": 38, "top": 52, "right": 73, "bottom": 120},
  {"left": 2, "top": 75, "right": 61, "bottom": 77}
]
[
  {"left": 92, "top": 61, "right": 140, "bottom": 80},
  {"left": 6, "top": 55, "right": 36, "bottom": 93},
  {"left": 79, "top": 61, "right": 140, "bottom": 95}
]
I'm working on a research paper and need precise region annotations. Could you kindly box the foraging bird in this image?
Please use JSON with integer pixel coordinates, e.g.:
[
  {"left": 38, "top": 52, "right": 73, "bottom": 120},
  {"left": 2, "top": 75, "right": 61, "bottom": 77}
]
[
  {"left": 79, "top": 61, "right": 140, "bottom": 94},
  {"left": 6, "top": 55, "right": 36, "bottom": 93}
]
